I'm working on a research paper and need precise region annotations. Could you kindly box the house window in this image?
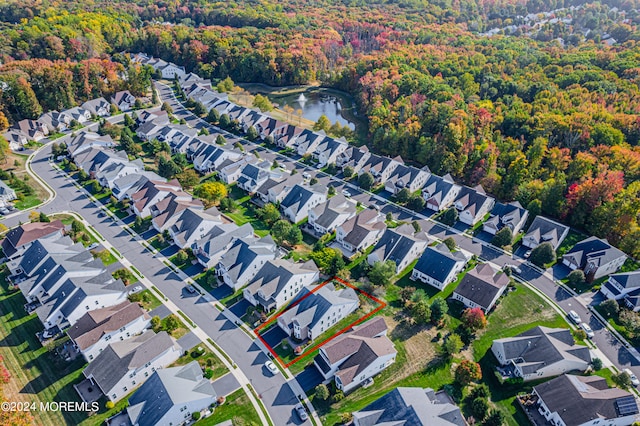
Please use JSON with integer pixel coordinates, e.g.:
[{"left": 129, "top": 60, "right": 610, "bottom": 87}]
[
  {"left": 144, "top": 372, "right": 149, "bottom": 377},
  {"left": 111, "top": 394, "right": 116, "bottom": 399},
  {"left": 123, "top": 386, "right": 128, "bottom": 392}
]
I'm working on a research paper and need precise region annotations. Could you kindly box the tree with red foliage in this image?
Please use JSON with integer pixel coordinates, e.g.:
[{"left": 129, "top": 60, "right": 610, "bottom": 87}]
[
  {"left": 455, "top": 360, "right": 482, "bottom": 385},
  {"left": 564, "top": 169, "right": 624, "bottom": 227},
  {"left": 461, "top": 307, "right": 487, "bottom": 332}
]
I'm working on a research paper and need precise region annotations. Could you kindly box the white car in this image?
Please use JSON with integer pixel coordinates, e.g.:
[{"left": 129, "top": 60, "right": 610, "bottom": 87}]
[
  {"left": 624, "top": 369, "right": 640, "bottom": 387},
  {"left": 341, "top": 189, "right": 351, "bottom": 197},
  {"left": 524, "top": 250, "right": 532, "bottom": 259},
  {"left": 580, "top": 322, "right": 594, "bottom": 339},
  {"left": 128, "top": 285, "right": 143, "bottom": 295},
  {"left": 265, "top": 360, "right": 279, "bottom": 375},
  {"left": 295, "top": 403, "right": 308, "bottom": 421},
  {"left": 42, "top": 329, "right": 55, "bottom": 339},
  {"left": 568, "top": 310, "right": 581, "bottom": 324}
]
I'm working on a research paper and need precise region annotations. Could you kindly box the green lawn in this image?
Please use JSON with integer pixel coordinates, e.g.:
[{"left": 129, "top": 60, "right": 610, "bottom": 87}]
[
  {"left": 128, "top": 289, "right": 162, "bottom": 311},
  {"left": 556, "top": 229, "right": 587, "bottom": 258},
  {"left": 169, "top": 250, "right": 198, "bottom": 271},
  {"left": 14, "top": 194, "right": 42, "bottom": 210},
  {"left": 0, "top": 266, "right": 88, "bottom": 426},
  {"left": 224, "top": 188, "right": 270, "bottom": 237},
  {"left": 92, "top": 248, "right": 118, "bottom": 266},
  {"left": 148, "top": 235, "right": 171, "bottom": 251},
  {"left": 195, "top": 388, "right": 261, "bottom": 426},
  {"left": 170, "top": 347, "right": 228, "bottom": 381}
]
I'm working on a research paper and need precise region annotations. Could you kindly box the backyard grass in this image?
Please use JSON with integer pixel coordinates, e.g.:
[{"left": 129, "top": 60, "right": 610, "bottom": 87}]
[
  {"left": 1, "top": 152, "right": 47, "bottom": 211},
  {"left": 556, "top": 229, "right": 587, "bottom": 258},
  {"left": 170, "top": 346, "right": 228, "bottom": 381},
  {"left": 148, "top": 235, "right": 171, "bottom": 251},
  {"left": 92, "top": 248, "right": 118, "bottom": 266},
  {"left": 169, "top": 251, "right": 198, "bottom": 271},
  {"left": 0, "top": 266, "right": 88, "bottom": 426},
  {"left": 195, "top": 388, "right": 261, "bottom": 426},
  {"left": 128, "top": 289, "right": 162, "bottom": 311},
  {"left": 225, "top": 189, "right": 270, "bottom": 237}
]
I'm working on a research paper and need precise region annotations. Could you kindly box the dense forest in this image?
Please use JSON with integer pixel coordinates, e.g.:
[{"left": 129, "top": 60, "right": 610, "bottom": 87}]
[{"left": 0, "top": 0, "right": 639, "bottom": 257}]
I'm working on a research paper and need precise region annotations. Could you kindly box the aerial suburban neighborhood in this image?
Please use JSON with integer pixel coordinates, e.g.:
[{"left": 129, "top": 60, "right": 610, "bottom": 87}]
[{"left": 1, "top": 2, "right": 640, "bottom": 424}]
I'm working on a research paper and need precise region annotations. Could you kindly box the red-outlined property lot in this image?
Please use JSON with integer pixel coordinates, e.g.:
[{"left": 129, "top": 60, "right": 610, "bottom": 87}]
[{"left": 254, "top": 277, "right": 386, "bottom": 368}]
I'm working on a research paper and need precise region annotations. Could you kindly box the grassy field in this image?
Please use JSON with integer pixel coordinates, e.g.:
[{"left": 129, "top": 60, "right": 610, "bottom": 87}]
[
  {"left": 224, "top": 198, "right": 270, "bottom": 237},
  {"left": 0, "top": 266, "right": 88, "bottom": 426},
  {"left": 1, "top": 152, "right": 47, "bottom": 210},
  {"left": 195, "top": 388, "right": 261, "bottom": 425}
]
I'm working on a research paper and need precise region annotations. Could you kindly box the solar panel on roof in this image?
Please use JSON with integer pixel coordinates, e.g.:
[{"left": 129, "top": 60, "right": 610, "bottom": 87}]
[{"left": 616, "top": 396, "right": 638, "bottom": 416}]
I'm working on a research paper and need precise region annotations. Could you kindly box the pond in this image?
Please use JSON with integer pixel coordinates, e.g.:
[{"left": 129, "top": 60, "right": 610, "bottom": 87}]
[{"left": 240, "top": 84, "right": 361, "bottom": 131}]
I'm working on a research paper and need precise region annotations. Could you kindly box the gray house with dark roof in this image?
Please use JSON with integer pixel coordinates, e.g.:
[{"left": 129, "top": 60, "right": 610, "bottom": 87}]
[
  {"left": 243, "top": 259, "right": 319, "bottom": 311},
  {"left": 336, "top": 145, "right": 371, "bottom": 174},
  {"left": 217, "top": 235, "right": 278, "bottom": 290},
  {"left": 280, "top": 183, "right": 327, "bottom": 224},
  {"left": 111, "top": 90, "right": 136, "bottom": 112},
  {"left": 453, "top": 185, "right": 495, "bottom": 226},
  {"left": 452, "top": 263, "right": 509, "bottom": 313},
  {"left": 277, "top": 282, "right": 359, "bottom": 341},
  {"left": 353, "top": 387, "right": 466, "bottom": 426},
  {"left": 81, "top": 330, "right": 181, "bottom": 402},
  {"left": 336, "top": 209, "right": 387, "bottom": 254},
  {"left": 601, "top": 271, "right": 640, "bottom": 311},
  {"left": 81, "top": 97, "right": 111, "bottom": 117},
  {"left": 410, "top": 243, "right": 469, "bottom": 290},
  {"left": 384, "top": 164, "right": 430, "bottom": 195},
  {"left": 124, "top": 361, "right": 216, "bottom": 426},
  {"left": 492, "top": 326, "right": 591, "bottom": 381},
  {"left": 522, "top": 216, "right": 569, "bottom": 250},
  {"left": 359, "top": 154, "right": 403, "bottom": 185},
  {"left": 367, "top": 224, "right": 430, "bottom": 274},
  {"left": 192, "top": 223, "right": 254, "bottom": 269},
  {"left": 168, "top": 207, "right": 226, "bottom": 249},
  {"left": 533, "top": 375, "right": 638, "bottom": 426},
  {"left": 422, "top": 173, "right": 461, "bottom": 212},
  {"left": 314, "top": 317, "right": 396, "bottom": 393},
  {"left": 0, "top": 180, "right": 16, "bottom": 203},
  {"left": 308, "top": 194, "right": 357, "bottom": 235},
  {"left": 482, "top": 201, "right": 529, "bottom": 236},
  {"left": 562, "top": 236, "right": 627, "bottom": 281}
]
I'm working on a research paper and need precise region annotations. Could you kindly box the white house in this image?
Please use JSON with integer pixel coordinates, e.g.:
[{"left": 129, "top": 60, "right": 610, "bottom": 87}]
[
  {"left": 452, "top": 263, "right": 509, "bottom": 313},
  {"left": 367, "top": 224, "right": 430, "bottom": 274},
  {"left": 384, "top": 164, "right": 430, "bottom": 195},
  {"left": 81, "top": 97, "right": 111, "bottom": 117},
  {"left": 410, "top": 243, "right": 469, "bottom": 291},
  {"left": 308, "top": 194, "right": 357, "bottom": 235},
  {"left": 81, "top": 331, "right": 181, "bottom": 402},
  {"left": 522, "top": 216, "right": 570, "bottom": 250},
  {"left": 491, "top": 326, "right": 591, "bottom": 381},
  {"left": 280, "top": 184, "right": 327, "bottom": 224},
  {"left": 243, "top": 259, "right": 319, "bottom": 311},
  {"left": 111, "top": 91, "right": 136, "bottom": 112},
  {"left": 314, "top": 317, "right": 396, "bottom": 393},
  {"left": 600, "top": 271, "right": 640, "bottom": 311},
  {"left": 0, "top": 180, "right": 16, "bottom": 204},
  {"left": 335, "top": 209, "right": 387, "bottom": 254},
  {"left": 482, "top": 201, "right": 529, "bottom": 236},
  {"left": 453, "top": 185, "right": 495, "bottom": 226},
  {"left": 533, "top": 375, "right": 638, "bottom": 426},
  {"left": 422, "top": 173, "right": 461, "bottom": 212},
  {"left": 67, "top": 301, "right": 150, "bottom": 362},
  {"left": 277, "top": 282, "right": 359, "bottom": 341},
  {"left": 217, "top": 235, "right": 278, "bottom": 291},
  {"left": 562, "top": 236, "right": 627, "bottom": 281},
  {"left": 124, "top": 361, "right": 217, "bottom": 426}
]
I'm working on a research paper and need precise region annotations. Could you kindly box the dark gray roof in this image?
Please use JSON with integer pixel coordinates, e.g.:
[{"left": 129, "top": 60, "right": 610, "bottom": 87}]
[
  {"left": 563, "top": 236, "right": 626, "bottom": 269},
  {"left": 84, "top": 331, "right": 176, "bottom": 394},
  {"left": 413, "top": 243, "right": 468, "bottom": 283},
  {"left": 422, "top": 174, "right": 459, "bottom": 208},
  {"left": 534, "top": 375, "right": 636, "bottom": 425},
  {"left": 280, "top": 184, "right": 326, "bottom": 217},
  {"left": 244, "top": 259, "right": 318, "bottom": 305},
  {"left": 353, "top": 387, "right": 466, "bottom": 426},
  {"left": 127, "top": 361, "right": 216, "bottom": 426},
  {"left": 454, "top": 185, "right": 493, "bottom": 217},
  {"left": 310, "top": 194, "right": 356, "bottom": 229},
  {"left": 484, "top": 201, "right": 527, "bottom": 232},
  {"left": 370, "top": 224, "right": 429, "bottom": 268},
  {"left": 218, "top": 235, "right": 276, "bottom": 282},
  {"left": 610, "top": 271, "right": 640, "bottom": 290},
  {"left": 453, "top": 264, "right": 509, "bottom": 310},
  {"left": 525, "top": 216, "right": 569, "bottom": 249}
]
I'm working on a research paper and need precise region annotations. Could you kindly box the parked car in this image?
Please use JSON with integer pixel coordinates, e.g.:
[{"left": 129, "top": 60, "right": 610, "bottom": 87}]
[
  {"left": 87, "top": 242, "right": 99, "bottom": 250},
  {"left": 568, "top": 310, "right": 581, "bottom": 324},
  {"left": 524, "top": 250, "right": 532, "bottom": 259},
  {"left": 185, "top": 285, "right": 197, "bottom": 294},
  {"left": 341, "top": 189, "right": 351, "bottom": 197},
  {"left": 504, "top": 264, "right": 522, "bottom": 275},
  {"left": 42, "top": 329, "right": 55, "bottom": 339},
  {"left": 128, "top": 285, "right": 143, "bottom": 295},
  {"left": 624, "top": 369, "right": 640, "bottom": 387},
  {"left": 265, "top": 360, "right": 278, "bottom": 375},
  {"left": 295, "top": 403, "right": 308, "bottom": 421},
  {"left": 580, "top": 322, "right": 594, "bottom": 339}
]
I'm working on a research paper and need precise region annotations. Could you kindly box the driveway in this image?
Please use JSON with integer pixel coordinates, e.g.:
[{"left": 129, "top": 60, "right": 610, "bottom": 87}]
[
  {"left": 260, "top": 326, "right": 288, "bottom": 349},
  {"left": 295, "top": 365, "right": 324, "bottom": 392},
  {"left": 229, "top": 299, "right": 251, "bottom": 319}
]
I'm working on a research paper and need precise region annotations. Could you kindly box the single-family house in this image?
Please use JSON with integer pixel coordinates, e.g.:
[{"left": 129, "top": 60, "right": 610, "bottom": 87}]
[
  {"left": 63, "top": 106, "right": 92, "bottom": 125},
  {"left": 217, "top": 235, "right": 278, "bottom": 291},
  {"left": 352, "top": 386, "right": 466, "bottom": 426},
  {"left": 168, "top": 207, "right": 227, "bottom": 249},
  {"left": 492, "top": 326, "right": 591, "bottom": 381},
  {"left": 410, "top": 243, "right": 469, "bottom": 290},
  {"left": 131, "top": 179, "right": 189, "bottom": 218},
  {"left": 81, "top": 330, "right": 181, "bottom": 402},
  {"left": 237, "top": 161, "right": 272, "bottom": 193},
  {"left": 12, "top": 119, "right": 48, "bottom": 141},
  {"left": 255, "top": 117, "right": 288, "bottom": 140},
  {"left": 1, "top": 220, "right": 64, "bottom": 259},
  {"left": 67, "top": 301, "right": 150, "bottom": 362},
  {"left": 483, "top": 201, "right": 529, "bottom": 236},
  {"left": 74, "top": 148, "right": 129, "bottom": 176},
  {"left": 601, "top": 271, "right": 640, "bottom": 311},
  {"left": 313, "top": 137, "right": 349, "bottom": 167},
  {"left": 294, "top": 130, "right": 325, "bottom": 156},
  {"left": 243, "top": 259, "right": 320, "bottom": 311},
  {"left": 336, "top": 145, "right": 371, "bottom": 174},
  {"left": 150, "top": 195, "right": 204, "bottom": 234},
  {"left": 111, "top": 91, "right": 136, "bottom": 112},
  {"left": 522, "top": 216, "right": 570, "bottom": 250},
  {"left": 280, "top": 184, "right": 328, "bottom": 224},
  {"left": 336, "top": 209, "right": 387, "bottom": 254},
  {"left": 95, "top": 159, "right": 145, "bottom": 189},
  {"left": 453, "top": 185, "right": 495, "bottom": 226},
  {"left": 124, "top": 361, "right": 217, "bottom": 426},
  {"left": 452, "top": 264, "right": 509, "bottom": 313},
  {"left": 533, "top": 375, "right": 638, "bottom": 426},
  {"left": 240, "top": 110, "right": 268, "bottom": 134},
  {"left": 136, "top": 110, "right": 169, "bottom": 127},
  {"left": 314, "top": 317, "right": 396, "bottom": 393},
  {"left": 136, "top": 120, "right": 167, "bottom": 141},
  {"left": 218, "top": 157, "right": 254, "bottom": 185},
  {"left": 274, "top": 124, "right": 304, "bottom": 149},
  {"left": 384, "top": 164, "right": 430, "bottom": 195},
  {"left": 37, "top": 111, "right": 68, "bottom": 133},
  {"left": 112, "top": 171, "right": 164, "bottom": 201},
  {"left": 422, "top": 174, "right": 461, "bottom": 212},
  {"left": 67, "top": 132, "right": 115, "bottom": 158},
  {"left": 277, "top": 282, "right": 359, "bottom": 341},
  {"left": 81, "top": 97, "right": 111, "bottom": 117},
  {"left": 562, "top": 237, "right": 627, "bottom": 281},
  {"left": 359, "top": 154, "right": 403, "bottom": 185},
  {"left": 256, "top": 173, "right": 304, "bottom": 204},
  {"left": 308, "top": 194, "right": 357, "bottom": 235},
  {"left": 192, "top": 223, "right": 254, "bottom": 269},
  {"left": 4, "top": 130, "right": 28, "bottom": 151},
  {"left": 367, "top": 224, "right": 430, "bottom": 274},
  {"left": 156, "top": 62, "right": 186, "bottom": 79},
  {"left": 0, "top": 180, "right": 16, "bottom": 204}
]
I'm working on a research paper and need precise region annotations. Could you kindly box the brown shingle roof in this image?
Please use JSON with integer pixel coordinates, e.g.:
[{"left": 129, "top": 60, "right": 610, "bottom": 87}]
[{"left": 1, "top": 220, "right": 64, "bottom": 256}]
